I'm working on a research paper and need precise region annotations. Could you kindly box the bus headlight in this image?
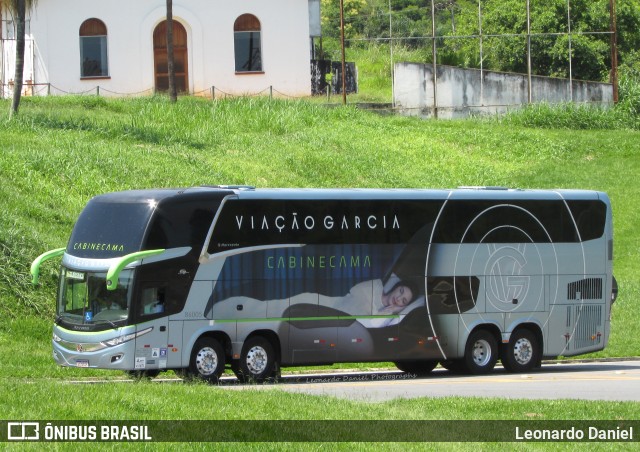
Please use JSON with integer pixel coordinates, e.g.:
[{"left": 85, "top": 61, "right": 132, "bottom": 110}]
[
  {"left": 53, "top": 333, "right": 61, "bottom": 342},
  {"left": 101, "top": 327, "right": 153, "bottom": 347}
]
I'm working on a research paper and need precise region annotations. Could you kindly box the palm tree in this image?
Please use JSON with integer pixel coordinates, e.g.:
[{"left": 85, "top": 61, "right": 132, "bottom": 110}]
[
  {"left": 7, "top": 0, "right": 37, "bottom": 119},
  {"left": 166, "top": 0, "right": 177, "bottom": 103}
]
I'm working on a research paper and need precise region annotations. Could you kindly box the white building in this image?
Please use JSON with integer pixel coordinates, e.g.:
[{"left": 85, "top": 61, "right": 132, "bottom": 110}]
[{"left": 1, "top": 0, "right": 319, "bottom": 98}]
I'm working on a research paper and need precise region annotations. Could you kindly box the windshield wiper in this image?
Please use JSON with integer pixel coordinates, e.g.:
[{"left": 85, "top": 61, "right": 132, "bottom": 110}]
[{"left": 94, "top": 319, "right": 120, "bottom": 329}]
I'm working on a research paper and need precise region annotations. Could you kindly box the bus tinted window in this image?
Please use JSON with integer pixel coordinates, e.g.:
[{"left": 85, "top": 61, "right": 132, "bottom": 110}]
[
  {"left": 433, "top": 201, "right": 581, "bottom": 243},
  {"left": 146, "top": 201, "right": 216, "bottom": 251},
  {"left": 566, "top": 200, "right": 607, "bottom": 241},
  {"left": 208, "top": 199, "right": 444, "bottom": 253},
  {"left": 67, "top": 201, "right": 152, "bottom": 258}
]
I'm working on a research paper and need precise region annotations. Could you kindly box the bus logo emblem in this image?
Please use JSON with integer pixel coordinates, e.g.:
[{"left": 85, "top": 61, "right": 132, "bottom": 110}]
[{"left": 485, "top": 244, "right": 530, "bottom": 311}]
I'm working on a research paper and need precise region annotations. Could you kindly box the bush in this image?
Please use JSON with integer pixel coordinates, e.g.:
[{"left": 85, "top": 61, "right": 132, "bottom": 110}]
[
  {"left": 496, "top": 69, "right": 640, "bottom": 131},
  {"left": 617, "top": 63, "right": 640, "bottom": 118}
]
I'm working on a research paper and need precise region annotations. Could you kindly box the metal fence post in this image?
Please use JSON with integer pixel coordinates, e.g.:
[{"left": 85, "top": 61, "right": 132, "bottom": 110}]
[
  {"left": 431, "top": 0, "right": 438, "bottom": 118},
  {"left": 526, "top": 0, "right": 532, "bottom": 104}
]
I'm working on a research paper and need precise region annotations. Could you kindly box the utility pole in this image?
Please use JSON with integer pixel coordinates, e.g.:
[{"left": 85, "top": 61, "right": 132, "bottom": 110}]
[
  {"left": 526, "top": 0, "right": 532, "bottom": 104},
  {"left": 389, "top": 0, "right": 394, "bottom": 107},
  {"left": 431, "top": 0, "right": 438, "bottom": 118},
  {"left": 339, "top": 0, "right": 347, "bottom": 105},
  {"left": 609, "top": 0, "right": 618, "bottom": 103},
  {"left": 167, "top": 0, "right": 177, "bottom": 102}
]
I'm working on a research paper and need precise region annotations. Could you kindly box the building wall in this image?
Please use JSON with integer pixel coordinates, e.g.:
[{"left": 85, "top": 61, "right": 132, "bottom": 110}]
[
  {"left": 5, "top": 0, "right": 311, "bottom": 97},
  {"left": 394, "top": 62, "right": 614, "bottom": 119}
]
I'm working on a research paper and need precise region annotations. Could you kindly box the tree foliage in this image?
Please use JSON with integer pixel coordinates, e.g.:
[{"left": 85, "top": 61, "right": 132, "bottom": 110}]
[{"left": 321, "top": 0, "right": 640, "bottom": 82}]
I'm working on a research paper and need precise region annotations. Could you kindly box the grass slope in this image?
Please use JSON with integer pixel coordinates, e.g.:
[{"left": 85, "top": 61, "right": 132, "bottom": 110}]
[{"left": 1, "top": 95, "right": 637, "bottom": 346}]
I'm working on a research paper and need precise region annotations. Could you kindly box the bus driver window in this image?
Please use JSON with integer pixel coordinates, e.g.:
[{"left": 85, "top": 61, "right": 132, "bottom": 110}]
[{"left": 142, "top": 287, "right": 165, "bottom": 315}]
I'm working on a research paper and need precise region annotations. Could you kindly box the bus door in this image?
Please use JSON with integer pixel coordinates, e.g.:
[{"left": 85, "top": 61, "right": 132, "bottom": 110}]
[
  {"left": 337, "top": 279, "right": 380, "bottom": 362},
  {"left": 134, "top": 284, "right": 170, "bottom": 371},
  {"left": 233, "top": 279, "right": 271, "bottom": 345},
  {"left": 287, "top": 293, "right": 338, "bottom": 364}
]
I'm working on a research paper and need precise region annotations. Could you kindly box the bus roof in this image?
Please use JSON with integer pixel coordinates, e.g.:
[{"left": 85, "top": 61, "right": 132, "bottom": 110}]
[
  {"left": 93, "top": 186, "right": 606, "bottom": 203},
  {"left": 228, "top": 187, "right": 605, "bottom": 202}
]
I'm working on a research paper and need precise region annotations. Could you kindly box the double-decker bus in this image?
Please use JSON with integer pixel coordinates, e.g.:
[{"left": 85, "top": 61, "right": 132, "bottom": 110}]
[{"left": 31, "top": 186, "right": 616, "bottom": 382}]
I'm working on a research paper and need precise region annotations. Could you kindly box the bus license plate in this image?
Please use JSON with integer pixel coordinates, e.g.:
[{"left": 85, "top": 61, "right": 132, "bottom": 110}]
[{"left": 76, "top": 360, "right": 89, "bottom": 368}]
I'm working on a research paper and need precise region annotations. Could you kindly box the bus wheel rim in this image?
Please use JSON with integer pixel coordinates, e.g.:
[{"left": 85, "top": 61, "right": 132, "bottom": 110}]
[
  {"left": 472, "top": 339, "right": 492, "bottom": 367},
  {"left": 245, "top": 346, "right": 268, "bottom": 374},
  {"left": 513, "top": 338, "right": 533, "bottom": 365},
  {"left": 196, "top": 347, "right": 218, "bottom": 376}
]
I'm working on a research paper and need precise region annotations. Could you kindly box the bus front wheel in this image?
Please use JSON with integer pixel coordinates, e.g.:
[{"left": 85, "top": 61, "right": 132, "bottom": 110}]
[
  {"left": 189, "top": 337, "right": 225, "bottom": 383},
  {"left": 234, "top": 336, "right": 278, "bottom": 383},
  {"left": 501, "top": 329, "right": 540, "bottom": 373},
  {"left": 463, "top": 330, "right": 498, "bottom": 374}
]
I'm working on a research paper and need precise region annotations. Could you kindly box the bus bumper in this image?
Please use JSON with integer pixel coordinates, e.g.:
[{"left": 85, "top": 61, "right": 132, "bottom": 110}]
[{"left": 52, "top": 339, "right": 135, "bottom": 370}]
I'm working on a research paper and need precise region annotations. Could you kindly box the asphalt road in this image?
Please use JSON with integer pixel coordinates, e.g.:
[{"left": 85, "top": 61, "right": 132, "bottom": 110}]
[{"left": 223, "top": 360, "right": 640, "bottom": 402}]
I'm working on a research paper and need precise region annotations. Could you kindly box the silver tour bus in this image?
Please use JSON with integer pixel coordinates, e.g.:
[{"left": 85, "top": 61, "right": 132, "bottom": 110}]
[{"left": 32, "top": 186, "right": 616, "bottom": 381}]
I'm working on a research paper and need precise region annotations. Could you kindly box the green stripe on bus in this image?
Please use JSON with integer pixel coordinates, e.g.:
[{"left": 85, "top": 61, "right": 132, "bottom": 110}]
[{"left": 215, "top": 315, "right": 399, "bottom": 324}]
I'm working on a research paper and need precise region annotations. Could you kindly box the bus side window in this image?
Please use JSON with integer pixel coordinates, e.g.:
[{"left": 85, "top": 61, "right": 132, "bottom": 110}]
[{"left": 142, "top": 287, "right": 166, "bottom": 315}]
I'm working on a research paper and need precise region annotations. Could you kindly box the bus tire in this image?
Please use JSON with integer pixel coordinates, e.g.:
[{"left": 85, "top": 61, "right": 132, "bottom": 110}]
[
  {"left": 501, "top": 329, "right": 540, "bottom": 373},
  {"left": 189, "top": 337, "right": 225, "bottom": 383},
  {"left": 394, "top": 360, "right": 437, "bottom": 375},
  {"left": 463, "top": 330, "right": 498, "bottom": 374},
  {"left": 235, "top": 336, "right": 277, "bottom": 383}
]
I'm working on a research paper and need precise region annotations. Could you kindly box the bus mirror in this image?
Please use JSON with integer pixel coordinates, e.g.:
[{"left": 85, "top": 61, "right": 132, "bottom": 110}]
[
  {"left": 31, "top": 248, "right": 66, "bottom": 285},
  {"left": 106, "top": 249, "right": 165, "bottom": 291}
]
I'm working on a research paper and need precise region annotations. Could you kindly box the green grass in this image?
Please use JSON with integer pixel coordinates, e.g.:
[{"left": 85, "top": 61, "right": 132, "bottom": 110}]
[
  {"left": 318, "top": 41, "right": 436, "bottom": 104},
  {"left": 7, "top": 376, "right": 638, "bottom": 421},
  {"left": 499, "top": 102, "right": 640, "bottom": 131},
  {"left": 0, "top": 95, "right": 639, "bottom": 446}
]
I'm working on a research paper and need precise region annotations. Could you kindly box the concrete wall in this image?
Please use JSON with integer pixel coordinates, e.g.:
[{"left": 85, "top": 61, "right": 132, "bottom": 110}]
[
  {"left": 393, "top": 63, "right": 614, "bottom": 119},
  {"left": 2, "top": 0, "right": 312, "bottom": 97}
]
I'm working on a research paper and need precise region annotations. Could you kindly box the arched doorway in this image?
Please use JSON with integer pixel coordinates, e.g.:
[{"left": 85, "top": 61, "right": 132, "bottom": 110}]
[{"left": 153, "top": 21, "right": 188, "bottom": 93}]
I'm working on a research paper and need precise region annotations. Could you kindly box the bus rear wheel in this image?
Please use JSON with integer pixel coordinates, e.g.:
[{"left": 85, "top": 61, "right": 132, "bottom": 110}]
[
  {"left": 501, "top": 329, "right": 540, "bottom": 373},
  {"left": 394, "top": 360, "right": 437, "bottom": 375},
  {"left": 234, "top": 336, "right": 278, "bottom": 383},
  {"left": 189, "top": 337, "right": 225, "bottom": 383},
  {"left": 463, "top": 330, "right": 498, "bottom": 374}
]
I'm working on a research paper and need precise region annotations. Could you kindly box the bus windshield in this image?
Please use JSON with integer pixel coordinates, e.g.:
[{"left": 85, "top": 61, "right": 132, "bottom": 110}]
[{"left": 57, "top": 268, "right": 133, "bottom": 327}]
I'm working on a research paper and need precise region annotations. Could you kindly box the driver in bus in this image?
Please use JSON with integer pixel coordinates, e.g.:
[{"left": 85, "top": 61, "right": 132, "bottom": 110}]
[
  {"left": 144, "top": 292, "right": 165, "bottom": 314},
  {"left": 98, "top": 298, "right": 122, "bottom": 312}
]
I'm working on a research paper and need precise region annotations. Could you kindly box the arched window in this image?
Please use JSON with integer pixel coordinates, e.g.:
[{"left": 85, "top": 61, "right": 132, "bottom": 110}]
[
  {"left": 234, "top": 14, "right": 262, "bottom": 72},
  {"left": 79, "top": 19, "right": 109, "bottom": 78}
]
